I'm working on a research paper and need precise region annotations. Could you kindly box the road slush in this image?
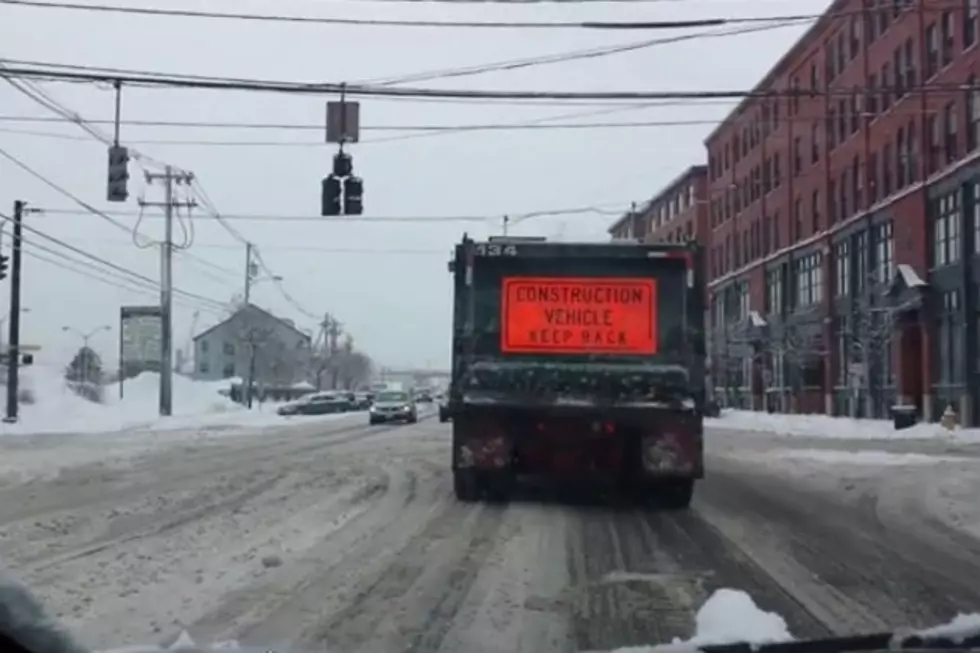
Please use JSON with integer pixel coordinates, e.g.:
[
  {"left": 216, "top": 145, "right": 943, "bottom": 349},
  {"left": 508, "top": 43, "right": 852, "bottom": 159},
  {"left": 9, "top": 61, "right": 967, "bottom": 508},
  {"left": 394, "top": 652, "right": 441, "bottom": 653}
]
[{"left": 444, "top": 236, "right": 706, "bottom": 507}]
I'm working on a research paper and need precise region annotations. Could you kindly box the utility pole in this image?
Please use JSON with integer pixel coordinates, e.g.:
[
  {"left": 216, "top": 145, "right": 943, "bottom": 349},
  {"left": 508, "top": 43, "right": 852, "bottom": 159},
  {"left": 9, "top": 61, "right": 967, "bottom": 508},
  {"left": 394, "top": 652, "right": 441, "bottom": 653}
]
[
  {"left": 4, "top": 200, "right": 37, "bottom": 423},
  {"left": 140, "top": 167, "right": 195, "bottom": 417},
  {"left": 243, "top": 242, "right": 253, "bottom": 304},
  {"left": 328, "top": 317, "right": 342, "bottom": 390}
]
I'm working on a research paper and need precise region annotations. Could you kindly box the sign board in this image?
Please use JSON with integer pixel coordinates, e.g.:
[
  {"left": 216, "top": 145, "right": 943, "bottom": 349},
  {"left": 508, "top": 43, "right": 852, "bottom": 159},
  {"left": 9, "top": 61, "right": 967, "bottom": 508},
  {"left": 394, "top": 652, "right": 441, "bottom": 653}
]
[
  {"left": 120, "top": 305, "right": 162, "bottom": 368},
  {"left": 326, "top": 101, "right": 360, "bottom": 144},
  {"left": 500, "top": 277, "right": 657, "bottom": 354}
]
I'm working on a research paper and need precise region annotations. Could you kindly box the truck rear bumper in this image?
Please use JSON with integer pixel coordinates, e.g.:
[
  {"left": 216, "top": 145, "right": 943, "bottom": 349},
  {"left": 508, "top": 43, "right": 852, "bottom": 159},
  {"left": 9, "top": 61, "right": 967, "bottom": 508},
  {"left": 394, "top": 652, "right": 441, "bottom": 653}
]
[{"left": 451, "top": 404, "right": 703, "bottom": 481}]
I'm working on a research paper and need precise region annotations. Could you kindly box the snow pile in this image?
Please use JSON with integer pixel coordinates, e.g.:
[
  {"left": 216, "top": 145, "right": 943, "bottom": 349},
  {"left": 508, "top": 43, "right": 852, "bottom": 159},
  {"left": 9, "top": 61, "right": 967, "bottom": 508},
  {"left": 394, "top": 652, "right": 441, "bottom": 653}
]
[
  {"left": 0, "top": 365, "right": 334, "bottom": 436},
  {"left": 616, "top": 589, "right": 792, "bottom": 653},
  {"left": 707, "top": 409, "right": 980, "bottom": 441}
]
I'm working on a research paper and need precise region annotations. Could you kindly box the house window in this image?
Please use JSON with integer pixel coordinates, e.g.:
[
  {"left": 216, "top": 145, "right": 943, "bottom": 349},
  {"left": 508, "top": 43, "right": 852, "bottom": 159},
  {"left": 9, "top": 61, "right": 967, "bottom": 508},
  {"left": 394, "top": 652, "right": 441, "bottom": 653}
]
[
  {"left": 933, "top": 190, "right": 961, "bottom": 267},
  {"left": 222, "top": 362, "right": 236, "bottom": 378},
  {"left": 927, "top": 114, "right": 941, "bottom": 172},
  {"left": 835, "top": 240, "right": 851, "bottom": 297},
  {"left": 200, "top": 339, "right": 209, "bottom": 353},
  {"left": 875, "top": 221, "right": 894, "bottom": 284},
  {"left": 223, "top": 341, "right": 235, "bottom": 356},
  {"left": 198, "top": 360, "right": 209, "bottom": 374}
]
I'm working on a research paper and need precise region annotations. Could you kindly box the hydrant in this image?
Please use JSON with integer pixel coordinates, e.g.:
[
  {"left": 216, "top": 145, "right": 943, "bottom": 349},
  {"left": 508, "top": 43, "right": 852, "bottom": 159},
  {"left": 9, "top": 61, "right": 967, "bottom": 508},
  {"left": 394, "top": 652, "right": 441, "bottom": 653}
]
[{"left": 940, "top": 404, "right": 958, "bottom": 431}]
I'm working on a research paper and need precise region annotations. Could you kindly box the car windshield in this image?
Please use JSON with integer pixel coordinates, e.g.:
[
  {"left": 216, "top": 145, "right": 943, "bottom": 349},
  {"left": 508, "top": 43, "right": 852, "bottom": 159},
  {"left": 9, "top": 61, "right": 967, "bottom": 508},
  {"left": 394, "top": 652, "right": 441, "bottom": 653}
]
[{"left": 376, "top": 391, "right": 409, "bottom": 402}]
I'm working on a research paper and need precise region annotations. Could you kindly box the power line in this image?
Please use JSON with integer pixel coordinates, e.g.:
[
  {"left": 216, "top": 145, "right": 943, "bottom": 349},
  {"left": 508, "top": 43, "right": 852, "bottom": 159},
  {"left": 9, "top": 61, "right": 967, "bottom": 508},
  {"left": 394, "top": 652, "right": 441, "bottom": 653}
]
[
  {"left": 0, "top": 211, "right": 229, "bottom": 313},
  {"left": 0, "top": 0, "right": 830, "bottom": 29},
  {"left": 70, "top": 239, "right": 448, "bottom": 254},
  {"left": 36, "top": 204, "right": 626, "bottom": 222},
  {"left": 2, "top": 62, "right": 975, "bottom": 101}
]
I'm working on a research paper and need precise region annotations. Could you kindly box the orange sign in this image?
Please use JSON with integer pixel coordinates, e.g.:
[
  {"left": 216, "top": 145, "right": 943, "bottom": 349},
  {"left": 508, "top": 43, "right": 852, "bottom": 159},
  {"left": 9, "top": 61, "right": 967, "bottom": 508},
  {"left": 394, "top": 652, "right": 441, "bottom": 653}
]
[{"left": 501, "top": 277, "right": 658, "bottom": 354}]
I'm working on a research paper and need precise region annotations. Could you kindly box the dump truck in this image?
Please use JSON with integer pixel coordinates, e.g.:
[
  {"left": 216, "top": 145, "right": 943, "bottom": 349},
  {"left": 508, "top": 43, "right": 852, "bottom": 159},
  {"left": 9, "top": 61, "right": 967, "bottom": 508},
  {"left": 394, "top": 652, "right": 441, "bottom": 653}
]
[{"left": 445, "top": 235, "right": 706, "bottom": 507}]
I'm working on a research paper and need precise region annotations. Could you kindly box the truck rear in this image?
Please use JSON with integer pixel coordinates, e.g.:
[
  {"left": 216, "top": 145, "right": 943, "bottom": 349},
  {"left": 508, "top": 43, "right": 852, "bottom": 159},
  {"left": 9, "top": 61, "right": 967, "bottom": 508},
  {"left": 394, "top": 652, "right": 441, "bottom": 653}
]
[{"left": 446, "top": 235, "right": 706, "bottom": 507}]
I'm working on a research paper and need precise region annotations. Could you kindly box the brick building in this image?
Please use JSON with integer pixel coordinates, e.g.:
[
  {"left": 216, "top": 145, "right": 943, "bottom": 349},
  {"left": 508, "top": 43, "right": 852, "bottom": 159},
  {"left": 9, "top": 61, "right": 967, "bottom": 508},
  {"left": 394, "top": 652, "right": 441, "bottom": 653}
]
[
  {"left": 700, "top": 0, "right": 980, "bottom": 423},
  {"left": 607, "top": 166, "right": 709, "bottom": 243}
]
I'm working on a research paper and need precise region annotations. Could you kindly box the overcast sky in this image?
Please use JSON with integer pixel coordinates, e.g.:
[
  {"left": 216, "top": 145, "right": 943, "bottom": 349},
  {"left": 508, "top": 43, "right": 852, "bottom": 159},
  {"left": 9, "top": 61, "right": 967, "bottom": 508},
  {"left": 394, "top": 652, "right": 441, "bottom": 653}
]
[{"left": 0, "top": 0, "right": 829, "bottom": 372}]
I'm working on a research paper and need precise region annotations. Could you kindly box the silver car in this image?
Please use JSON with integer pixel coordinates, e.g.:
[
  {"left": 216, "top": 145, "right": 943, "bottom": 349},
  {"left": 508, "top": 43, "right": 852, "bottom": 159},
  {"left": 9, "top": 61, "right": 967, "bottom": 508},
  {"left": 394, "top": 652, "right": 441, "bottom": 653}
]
[{"left": 368, "top": 390, "right": 418, "bottom": 425}]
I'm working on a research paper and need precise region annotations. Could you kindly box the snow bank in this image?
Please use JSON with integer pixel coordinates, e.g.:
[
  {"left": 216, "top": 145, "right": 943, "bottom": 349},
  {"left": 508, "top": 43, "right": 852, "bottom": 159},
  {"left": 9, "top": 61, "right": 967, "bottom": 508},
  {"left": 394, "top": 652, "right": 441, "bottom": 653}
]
[
  {"left": 0, "top": 365, "right": 332, "bottom": 436},
  {"left": 707, "top": 409, "right": 980, "bottom": 442}
]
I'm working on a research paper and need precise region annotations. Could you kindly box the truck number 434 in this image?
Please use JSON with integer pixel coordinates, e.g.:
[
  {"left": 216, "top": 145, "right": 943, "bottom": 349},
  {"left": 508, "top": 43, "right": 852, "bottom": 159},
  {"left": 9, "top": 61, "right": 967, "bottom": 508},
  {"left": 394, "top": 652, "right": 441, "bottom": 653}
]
[{"left": 475, "top": 244, "right": 518, "bottom": 256}]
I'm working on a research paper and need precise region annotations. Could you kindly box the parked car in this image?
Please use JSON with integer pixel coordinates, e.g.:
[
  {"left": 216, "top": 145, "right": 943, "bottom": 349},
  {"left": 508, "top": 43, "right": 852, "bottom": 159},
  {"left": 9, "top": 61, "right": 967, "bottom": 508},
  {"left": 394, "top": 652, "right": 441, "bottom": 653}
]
[
  {"left": 415, "top": 390, "right": 433, "bottom": 403},
  {"left": 353, "top": 392, "right": 374, "bottom": 410},
  {"left": 369, "top": 390, "right": 418, "bottom": 425},
  {"left": 438, "top": 395, "right": 450, "bottom": 423},
  {"left": 277, "top": 391, "right": 351, "bottom": 416}
]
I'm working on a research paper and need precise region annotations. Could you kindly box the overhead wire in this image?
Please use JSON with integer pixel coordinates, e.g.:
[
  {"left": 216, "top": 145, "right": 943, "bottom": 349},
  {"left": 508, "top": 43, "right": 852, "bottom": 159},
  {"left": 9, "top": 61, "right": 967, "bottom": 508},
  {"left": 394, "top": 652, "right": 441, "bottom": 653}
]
[
  {"left": 1, "top": 62, "right": 976, "bottom": 101},
  {"left": 0, "top": 211, "right": 230, "bottom": 313},
  {"left": 0, "top": 0, "right": 830, "bottom": 29}
]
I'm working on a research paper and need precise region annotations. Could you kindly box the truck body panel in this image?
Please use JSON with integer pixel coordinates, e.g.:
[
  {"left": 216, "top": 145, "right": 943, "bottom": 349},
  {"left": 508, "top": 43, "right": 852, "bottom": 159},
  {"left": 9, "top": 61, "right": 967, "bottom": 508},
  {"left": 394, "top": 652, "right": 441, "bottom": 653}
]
[{"left": 446, "top": 236, "right": 706, "bottom": 505}]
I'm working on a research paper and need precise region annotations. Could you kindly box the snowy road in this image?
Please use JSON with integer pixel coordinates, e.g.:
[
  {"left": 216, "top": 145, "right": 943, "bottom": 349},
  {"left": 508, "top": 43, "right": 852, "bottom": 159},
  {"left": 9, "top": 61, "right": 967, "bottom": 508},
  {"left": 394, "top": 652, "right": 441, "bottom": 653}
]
[{"left": 3, "top": 417, "right": 980, "bottom": 653}]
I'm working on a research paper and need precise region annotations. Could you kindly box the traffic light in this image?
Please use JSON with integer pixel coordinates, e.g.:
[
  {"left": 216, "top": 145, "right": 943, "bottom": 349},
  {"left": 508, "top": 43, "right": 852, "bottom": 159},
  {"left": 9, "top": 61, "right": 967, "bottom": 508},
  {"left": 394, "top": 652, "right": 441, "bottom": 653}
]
[
  {"left": 344, "top": 176, "right": 363, "bottom": 215},
  {"left": 321, "top": 174, "right": 342, "bottom": 216},
  {"left": 333, "top": 151, "right": 353, "bottom": 177},
  {"left": 106, "top": 144, "right": 130, "bottom": 203},
  {"left": 0, "top": 254, "right": 9, "bottom": 280}
]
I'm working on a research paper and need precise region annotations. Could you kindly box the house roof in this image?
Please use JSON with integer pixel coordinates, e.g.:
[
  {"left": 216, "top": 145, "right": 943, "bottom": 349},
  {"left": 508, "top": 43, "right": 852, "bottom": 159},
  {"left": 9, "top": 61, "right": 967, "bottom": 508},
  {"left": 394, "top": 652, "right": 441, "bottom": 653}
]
[{"left": 192, "top": 303, "right": 311, "bottom": 343}]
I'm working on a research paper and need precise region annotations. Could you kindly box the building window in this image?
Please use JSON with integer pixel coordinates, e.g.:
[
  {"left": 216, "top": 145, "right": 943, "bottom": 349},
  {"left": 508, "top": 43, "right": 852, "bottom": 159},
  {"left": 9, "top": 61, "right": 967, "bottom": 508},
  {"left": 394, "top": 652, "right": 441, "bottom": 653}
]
[
  {"left": 968, "top": 77, "right": 980, "bottom": 151},
  {"left": 795, "top": 253, "right": 824, "bottom": 307},
  {"left": 200, "top": 339, "right": 209, "bottom": 353},
  {"left": 927, "top": 114, "right": 941, "bottom": 173},
  {"left": 875, "top": 221, "right": 894, "bottom": 284},
  {"left": 812, "top": 189, "right": 821, "bottom": 232},
  {"left": 937, "top": 290, "right": 962, "bottom": 384},
  {"left": 906, "top": 118, "right": 919, "bottom": 181},
  {"left": 941, "top": 11, "right": 955, "bottom": 66},
  {"left": 222, "top": 363, "right": 236, "bottom": 378},
  {"left": 966, "top": 0, "right": 978, "bottom": 47},
  {"left": 882, "top": 141, "right": 893, "bottom": 196},
  {"left": 880, "top": 62, "right": 891, "bottom": 110},
  {"left": 896, "top": 127, "right": 907, "bottom": 187},
  {"left": 867, "top": 74, "right": 878, "bottom": 115},
  {"left": 198, "top": 360, "right": 209, "bottom": 374},
  {"left": 811, "top": 122, "right": 820, "bottom": 162},
  {"left": 903, "top": 38, "right": 916, "bottom": 89},
  {"left": 793, "top": 196, "right": 803, "bottom": 240},
  {"left": 933, "top": 190, "right": 961, "bottom": 267},
  {"left": 854, "top": 231, "right": 868, "bottom": 293},
  {"left": 223, "top": 341, "right": 235, "bottom": 356},
  {"left": 926, "top": 22, "right": 939, "bottom": 77},
  {"left": 869, "top": 151, "right": 880, "bottom": 203},
  {"left": 973, "top": 182, "right": 980, "bottom": 253},
  {"left": 835, "top": 240, "right": 851, "bottom": 297},
  {"left": 793, "top": 136, "right": 802, "bottom": 175},
  {"left": 765, "top": 268, "right": 783, "bottom": 314},
  {"left": 944, "top": 101, "right": 958, "bottom": 164}
]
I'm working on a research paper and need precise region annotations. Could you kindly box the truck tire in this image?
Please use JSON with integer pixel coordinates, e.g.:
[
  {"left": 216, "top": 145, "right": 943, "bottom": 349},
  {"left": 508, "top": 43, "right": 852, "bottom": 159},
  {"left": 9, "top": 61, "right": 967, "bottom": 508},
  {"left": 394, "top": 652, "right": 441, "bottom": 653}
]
[
  {"left": 454, "top": 470, "right": 480, "bottom": 502},
  {"left": 483, "top": 471, "right": 515, "bottom": 503},
  {"left": 660, "top": 479, "right": 694, "bottom": 510}
]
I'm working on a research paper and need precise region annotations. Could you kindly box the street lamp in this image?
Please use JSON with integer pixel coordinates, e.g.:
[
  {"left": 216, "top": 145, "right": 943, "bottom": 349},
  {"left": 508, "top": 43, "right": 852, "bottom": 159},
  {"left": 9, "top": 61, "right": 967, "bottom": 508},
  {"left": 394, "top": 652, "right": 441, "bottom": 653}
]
[{"left": 62, "top": 324, "right": 111, "bottom": 348}]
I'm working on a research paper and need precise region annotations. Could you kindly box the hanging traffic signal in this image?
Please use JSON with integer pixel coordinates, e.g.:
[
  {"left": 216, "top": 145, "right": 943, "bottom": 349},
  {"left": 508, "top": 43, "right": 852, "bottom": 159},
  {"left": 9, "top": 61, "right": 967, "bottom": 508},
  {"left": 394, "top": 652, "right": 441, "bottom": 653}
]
[
  {"left": 0, "top": 254, "right": 9, "bottom": 280},
  {"left": 344, "top": 176, "right": 363, "bottom": 215},
  {"left": 321, "top": 175, "right": 343, "bottom": 216},
  {"left": 106, "top": 144, "right": 130, "bottom": 203},
  {"left": 333, "top": 151, "right": 353, "bottom": 177}
]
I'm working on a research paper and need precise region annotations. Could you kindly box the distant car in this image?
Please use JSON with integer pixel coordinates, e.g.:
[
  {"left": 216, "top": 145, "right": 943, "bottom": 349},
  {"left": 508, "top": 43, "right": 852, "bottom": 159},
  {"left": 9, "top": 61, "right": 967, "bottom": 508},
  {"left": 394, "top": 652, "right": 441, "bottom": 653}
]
[
  {"left": 353, "top": 392, "right": 373, "bottom": 410},
  {"left": 415, "top": 391, "right": 433, "bottom": 403},
  {"left": 369, "top": 390, "right": 418, "bottom": 425},
  {"left": 438, "top": 395, "right": 450, "bottom": 423},
  {"left": 277, "top": 391, "right": 351, "bottom": 416}
]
